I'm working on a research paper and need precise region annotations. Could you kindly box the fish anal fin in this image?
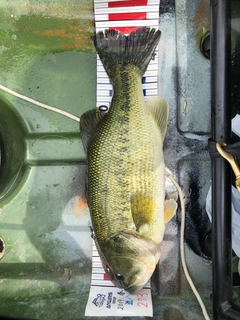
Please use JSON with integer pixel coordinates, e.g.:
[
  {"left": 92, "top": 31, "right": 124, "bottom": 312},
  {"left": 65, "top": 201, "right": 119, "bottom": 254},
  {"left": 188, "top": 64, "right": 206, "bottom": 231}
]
[
  {"left": 80, "top": 108, "right": 104, "bottom": 155},
  {"left": 164, "top": 198, "right": 178, "bottom": 223},
  {"left": 131, "top": 193, "right": 155, "bottom": 231},
  {"left": 146, "top": 96, "right": 168, "bottom": 141}
]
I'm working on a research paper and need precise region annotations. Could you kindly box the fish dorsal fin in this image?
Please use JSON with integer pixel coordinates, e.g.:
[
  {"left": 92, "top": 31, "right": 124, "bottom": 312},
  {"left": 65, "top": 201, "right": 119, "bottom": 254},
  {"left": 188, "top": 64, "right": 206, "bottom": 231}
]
[
  {"left": 80, "top": 108, "right": 104, "bottom": 155},
  {"left": 146, "top": 96, "right": 168, "bottom": 141},
  {"left": 164, "top": 198, "right": 178, "bottom": 223}
]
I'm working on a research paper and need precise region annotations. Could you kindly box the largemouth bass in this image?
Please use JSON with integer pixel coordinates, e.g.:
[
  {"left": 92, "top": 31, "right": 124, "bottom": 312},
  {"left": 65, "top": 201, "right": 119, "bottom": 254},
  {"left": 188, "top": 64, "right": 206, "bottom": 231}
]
[{"left": 80, "top": 27, "right": 177, "bottom": 294}]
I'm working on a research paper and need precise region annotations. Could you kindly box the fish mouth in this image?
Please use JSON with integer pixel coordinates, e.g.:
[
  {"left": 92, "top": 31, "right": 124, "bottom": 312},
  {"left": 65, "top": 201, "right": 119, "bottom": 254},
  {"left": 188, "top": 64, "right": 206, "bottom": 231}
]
[
  {"left": 105, "top": 256, "right": 153, "bottom": 294},
  {"left": 121, "top": 257, "right": 155, "bottom": 294},
  {"left": 124, "top": 275, "right": 148, "bottom": 294}
]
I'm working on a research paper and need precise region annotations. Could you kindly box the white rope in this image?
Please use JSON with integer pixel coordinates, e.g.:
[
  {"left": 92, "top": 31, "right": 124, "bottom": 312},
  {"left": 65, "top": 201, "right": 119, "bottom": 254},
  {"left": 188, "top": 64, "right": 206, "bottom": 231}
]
[
  {"left": 0, "top": 84, "right": 80, "bottom": 122},
  {"left": 166, "top": 171, "right": 211, "bottom": 320}
]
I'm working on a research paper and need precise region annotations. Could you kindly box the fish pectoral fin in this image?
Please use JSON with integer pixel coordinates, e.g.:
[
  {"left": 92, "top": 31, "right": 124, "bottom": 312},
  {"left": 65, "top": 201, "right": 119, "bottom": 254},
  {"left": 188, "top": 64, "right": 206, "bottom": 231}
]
[
  {"left": 80, "top": 108, "right": 104, "bottom": 155},
  {"left": 131, "top": 193, "right": 155, "bottom": 231},
  {"left": 164, "top": 198, "right": 178, "bottom": 223},
  {"left": 146, "top": 96, "right": 168, "bottom": 141}
]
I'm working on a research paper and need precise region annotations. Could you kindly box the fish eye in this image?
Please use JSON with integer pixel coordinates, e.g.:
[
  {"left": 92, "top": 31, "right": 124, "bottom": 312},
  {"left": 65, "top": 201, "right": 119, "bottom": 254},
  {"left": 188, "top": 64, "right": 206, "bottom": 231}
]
[
  {"left": 99, "top": 105, "right": 108, "bottom": 112},
  {"left": 115, "top": 273, "right": 124, "bottom": 281}
]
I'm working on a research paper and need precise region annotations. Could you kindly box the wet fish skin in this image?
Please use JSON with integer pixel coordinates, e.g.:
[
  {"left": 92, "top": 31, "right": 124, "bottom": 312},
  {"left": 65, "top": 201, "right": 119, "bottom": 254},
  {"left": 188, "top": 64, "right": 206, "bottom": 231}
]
[{"left": 80, "top": 28, "right": 173, "bottom": 293}]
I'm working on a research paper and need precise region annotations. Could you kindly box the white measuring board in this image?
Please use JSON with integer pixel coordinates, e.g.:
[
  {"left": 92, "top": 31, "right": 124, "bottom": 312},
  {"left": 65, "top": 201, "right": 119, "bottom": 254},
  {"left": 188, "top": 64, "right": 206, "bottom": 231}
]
[
  {"left": 85, "top": 0, "right": 160, "bottom": 316},
  {"left": 85, "top": 243, "right": 153, "bottom": 317},
  {"left": 94, "top": 0, "right": 160, "bottom": 108}
]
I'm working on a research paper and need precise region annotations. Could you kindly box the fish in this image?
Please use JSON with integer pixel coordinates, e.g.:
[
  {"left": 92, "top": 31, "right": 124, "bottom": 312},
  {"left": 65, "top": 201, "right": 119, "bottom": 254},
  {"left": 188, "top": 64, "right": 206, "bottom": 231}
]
[{"left": 80, "top": 27, "right": 177, "bottom": 294}]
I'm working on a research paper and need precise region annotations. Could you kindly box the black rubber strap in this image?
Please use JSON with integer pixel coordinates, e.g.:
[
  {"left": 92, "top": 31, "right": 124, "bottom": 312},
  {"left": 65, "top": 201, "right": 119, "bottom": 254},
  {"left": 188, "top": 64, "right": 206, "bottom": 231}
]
[{"left": 208, "top": 138, "right": 240, "bottom": 158}]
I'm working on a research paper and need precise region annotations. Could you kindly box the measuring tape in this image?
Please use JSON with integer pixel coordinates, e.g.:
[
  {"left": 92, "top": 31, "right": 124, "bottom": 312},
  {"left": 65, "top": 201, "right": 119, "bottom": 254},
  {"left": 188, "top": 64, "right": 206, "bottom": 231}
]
[
  {"left": 85, "top": 0, "right": 160, "bottom": 316},
  {"left": 94, "top": 0, "right": 160, "bottom": 108}
]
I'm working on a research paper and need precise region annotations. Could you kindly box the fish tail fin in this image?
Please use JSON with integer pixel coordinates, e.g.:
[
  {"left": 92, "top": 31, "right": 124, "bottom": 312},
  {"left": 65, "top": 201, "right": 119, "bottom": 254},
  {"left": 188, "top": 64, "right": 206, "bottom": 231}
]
[{"left": 94, "top": 27, "right": 161, "bottom": 79}]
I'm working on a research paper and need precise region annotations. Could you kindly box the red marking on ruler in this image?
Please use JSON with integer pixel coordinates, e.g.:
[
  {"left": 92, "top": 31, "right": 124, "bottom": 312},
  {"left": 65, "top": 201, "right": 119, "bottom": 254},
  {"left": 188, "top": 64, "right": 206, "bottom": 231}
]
[
  {"left": 109, "top": 0, "right": 148, "bottom": 7},
  {"left": 109, "top": 26, "right": 139, "bottom": 33},
  {"left": 104, "top": 273, "right": 110, "bottom": 280},
  {"left": 109, "top": 12, "right": 146, "bottom": 20}
]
